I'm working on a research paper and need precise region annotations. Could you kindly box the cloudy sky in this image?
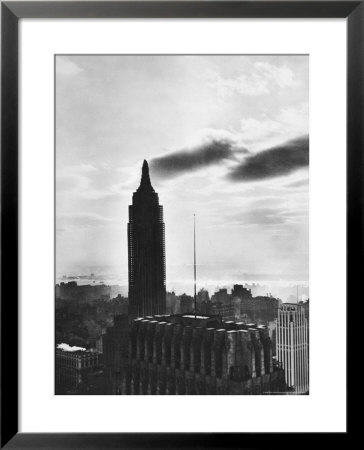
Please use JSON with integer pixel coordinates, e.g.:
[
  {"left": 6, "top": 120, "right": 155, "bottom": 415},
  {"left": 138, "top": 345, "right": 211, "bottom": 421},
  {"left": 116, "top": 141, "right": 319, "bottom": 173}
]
[{"left": 56, "top": 55, "right": 309, "bottom": 293}]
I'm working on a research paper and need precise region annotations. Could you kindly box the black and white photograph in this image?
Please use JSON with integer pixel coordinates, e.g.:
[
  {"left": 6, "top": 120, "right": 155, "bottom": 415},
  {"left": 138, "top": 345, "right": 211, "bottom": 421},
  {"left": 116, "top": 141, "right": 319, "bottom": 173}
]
[{"left": 55, "top": 54, "right": 309, "bottom": 395}]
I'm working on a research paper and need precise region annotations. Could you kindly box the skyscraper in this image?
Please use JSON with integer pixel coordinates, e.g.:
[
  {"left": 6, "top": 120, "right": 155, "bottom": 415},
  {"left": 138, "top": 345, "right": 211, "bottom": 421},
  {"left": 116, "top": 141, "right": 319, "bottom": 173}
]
[
  {"left": 128, "top": 160, "right": 166, "bottom": 318},
  {"left": 276, "top": 303, "right": 309, "bottom": 394}
]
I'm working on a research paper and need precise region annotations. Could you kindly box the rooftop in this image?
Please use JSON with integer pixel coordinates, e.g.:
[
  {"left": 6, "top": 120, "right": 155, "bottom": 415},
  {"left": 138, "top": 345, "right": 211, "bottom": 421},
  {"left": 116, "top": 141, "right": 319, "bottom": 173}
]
[
  {"left": 134, "top": 314, "right": 264, "bottom": 332},
  {"left": 182, "top": 314, "right": 210, "bottom": 320}
]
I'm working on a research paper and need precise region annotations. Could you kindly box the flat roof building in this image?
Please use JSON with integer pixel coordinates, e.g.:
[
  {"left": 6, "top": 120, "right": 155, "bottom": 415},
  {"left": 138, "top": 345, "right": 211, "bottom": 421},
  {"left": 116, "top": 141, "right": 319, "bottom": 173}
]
[{"left": 55, "top": 347, "right": 101, "bottom": 394}]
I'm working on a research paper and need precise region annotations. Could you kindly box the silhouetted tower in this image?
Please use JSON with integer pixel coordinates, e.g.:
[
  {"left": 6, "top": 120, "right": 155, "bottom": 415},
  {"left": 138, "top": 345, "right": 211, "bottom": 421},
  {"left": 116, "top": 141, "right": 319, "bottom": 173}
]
[{"left": 128, "top": 160, "right": 166, "bottom": 318}]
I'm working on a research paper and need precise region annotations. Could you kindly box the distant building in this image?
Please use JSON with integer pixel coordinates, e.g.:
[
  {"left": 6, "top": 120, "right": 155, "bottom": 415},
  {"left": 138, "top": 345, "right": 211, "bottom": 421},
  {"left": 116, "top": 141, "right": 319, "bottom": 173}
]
[
  {"left": 180, "top": 293, "right": 194, "bottom": 314},
  {"left": 211, "top": 288, "right": 230, "bottom": 304},
  {"left": 211, "top": 302, "right": 236, "bottom": 321},
  {"left": 197, "top": 288, "right": 210, "bottom": 303},
  {"left": 122, "top": 314, "right": 287, "bottom": 395},
  {"left": 198, "top": 300, "right": 212, "bottom": 316},
  {"left": 166, "top": 291, "right": 179, "bottom": 315},
  {"left": 300, "top": 299, "right": 309, "bottom": 322},
  {"left": 231, "top": 284, "right": 253, "bottom": 301},
  {"left": 96, "top": 331, "right": 105, "bottom": 355},
  {"left": 55, "top": 347, "right": 101, "bottom": 394},
  {"left": 102, "top": 315, "right": 130, "bottom": 394},
  {"left": 266, "top": 321, "right": 277, "bottom": 356},
  {"left": 276, "top": 303, "right": 309, "bottom": 394},
  {"left": 128, "top": 160, "right": 166, "bottom": 318},
  {"left": 240, "top": 295, "right": 280, "bottom": 323},
  {"left": 56, "top": 281, "right": 111, "bottom": 302}
]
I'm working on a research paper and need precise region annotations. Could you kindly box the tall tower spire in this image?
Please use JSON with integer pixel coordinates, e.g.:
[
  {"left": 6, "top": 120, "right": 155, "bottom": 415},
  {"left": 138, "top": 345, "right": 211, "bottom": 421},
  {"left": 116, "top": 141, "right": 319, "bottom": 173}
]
[
  {"left": 137, "top": 159, "right": 154, "bottom": 192},
  {"left": 128, "top": 160, "right": 166, "bottom": 319}
]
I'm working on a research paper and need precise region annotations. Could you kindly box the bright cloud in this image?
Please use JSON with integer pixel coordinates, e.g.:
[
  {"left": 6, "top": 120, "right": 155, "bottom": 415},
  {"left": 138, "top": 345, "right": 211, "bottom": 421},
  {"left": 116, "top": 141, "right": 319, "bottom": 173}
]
[{"left": 205, "top": 61, "right": 299, "bottom": 98}]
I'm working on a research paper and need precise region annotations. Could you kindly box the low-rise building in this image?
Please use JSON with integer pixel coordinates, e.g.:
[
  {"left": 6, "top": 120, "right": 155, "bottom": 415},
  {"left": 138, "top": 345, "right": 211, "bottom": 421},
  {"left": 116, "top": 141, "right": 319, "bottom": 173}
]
[{"left": 55, "top": 346, "right": 101, "bottom": 394}]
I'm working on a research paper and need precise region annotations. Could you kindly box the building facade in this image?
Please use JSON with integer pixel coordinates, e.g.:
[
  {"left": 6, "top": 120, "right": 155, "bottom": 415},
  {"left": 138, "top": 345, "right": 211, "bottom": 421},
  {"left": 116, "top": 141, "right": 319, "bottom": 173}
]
[
  {"left": 231, "top": 284, "right": 253, "bottom": 301},
  {"left": 55, "top": 347, "right": 101, "bottom": 394},
  {"left": 240, "top": 295, "right": 280, "bottom": 323},
  {"left": 211, "top": 302, "right": 236, "bottom": 321},
  {"left": 180, "top": 293, "right": 194, "bottom": 314},
  {"left": 102, "top": 315, "right": 130, "bottom": 394},
  {"left": 128, "top": 160, "right": 166, "bottom": 319},
  {"left": 276, "top": 303, "right": 309, "bottom": 394},
  {"left": 211, "top": 288, "right": 230, "bottom": 304},
  {"left": 166, "top": 291, "right": 179, "bottom": 315},
  {"left": 120, "top": 314, "right": 287, "bottom": 395}
]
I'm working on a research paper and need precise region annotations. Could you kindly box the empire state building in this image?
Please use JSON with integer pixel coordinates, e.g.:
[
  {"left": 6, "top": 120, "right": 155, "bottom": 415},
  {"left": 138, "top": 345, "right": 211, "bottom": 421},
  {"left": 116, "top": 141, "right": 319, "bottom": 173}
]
[{"left": 128, "top": 160, "right": 166, "bottom": 318}]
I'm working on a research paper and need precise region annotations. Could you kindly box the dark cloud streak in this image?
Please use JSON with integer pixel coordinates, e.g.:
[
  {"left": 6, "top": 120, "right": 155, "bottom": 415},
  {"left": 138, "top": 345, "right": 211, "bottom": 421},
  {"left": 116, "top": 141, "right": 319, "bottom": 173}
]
[
  {"left": 150, "top": 140, "right": 246, "bottom": 178},
  {"left": 228, "top": 135, "right": 309, "bottom": 182},
  {"left": 149, "top": 135, "right": 308, "bottom": 182}
]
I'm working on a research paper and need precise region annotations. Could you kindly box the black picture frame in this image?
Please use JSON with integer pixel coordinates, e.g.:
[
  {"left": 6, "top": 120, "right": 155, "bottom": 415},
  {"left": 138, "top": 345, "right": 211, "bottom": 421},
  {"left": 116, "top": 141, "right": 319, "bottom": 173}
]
[{"left": 1, "top": 1, "right": 357, "bottom": 447}]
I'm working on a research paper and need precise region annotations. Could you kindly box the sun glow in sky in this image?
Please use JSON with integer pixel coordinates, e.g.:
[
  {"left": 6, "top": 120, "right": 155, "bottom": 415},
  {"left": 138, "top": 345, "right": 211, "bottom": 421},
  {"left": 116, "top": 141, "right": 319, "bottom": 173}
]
[{"left": 56, "top": 55, "right": 309, "bottom": 292}]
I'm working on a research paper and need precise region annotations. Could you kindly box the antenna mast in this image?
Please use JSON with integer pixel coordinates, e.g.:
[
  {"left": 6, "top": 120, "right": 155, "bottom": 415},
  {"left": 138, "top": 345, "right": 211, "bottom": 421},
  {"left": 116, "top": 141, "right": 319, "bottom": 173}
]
[{"left": 194, "top": 214, "right": 197, "bottom": 317}]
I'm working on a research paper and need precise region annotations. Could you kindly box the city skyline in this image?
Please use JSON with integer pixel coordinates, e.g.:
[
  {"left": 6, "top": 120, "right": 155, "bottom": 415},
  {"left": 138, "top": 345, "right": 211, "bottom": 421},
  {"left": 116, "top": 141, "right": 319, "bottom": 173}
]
[{"left": 56, "top": 55, "right": 309, "bottom": 291}]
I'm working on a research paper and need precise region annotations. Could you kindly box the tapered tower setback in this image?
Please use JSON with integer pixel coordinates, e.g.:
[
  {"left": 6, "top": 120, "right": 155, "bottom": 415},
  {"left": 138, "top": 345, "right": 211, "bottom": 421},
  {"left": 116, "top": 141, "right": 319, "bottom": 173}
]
[{"left": 128, "top": 160, "right": 166, "bottom": 318}]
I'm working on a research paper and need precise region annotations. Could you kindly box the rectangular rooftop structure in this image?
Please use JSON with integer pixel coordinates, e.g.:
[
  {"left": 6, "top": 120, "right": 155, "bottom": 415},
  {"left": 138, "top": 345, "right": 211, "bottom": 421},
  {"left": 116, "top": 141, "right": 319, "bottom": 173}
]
[{"left": 182, "top": 315, "right": 210, "bottom": 320}]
